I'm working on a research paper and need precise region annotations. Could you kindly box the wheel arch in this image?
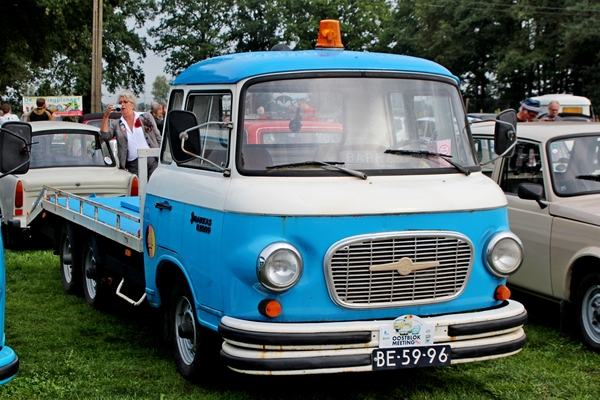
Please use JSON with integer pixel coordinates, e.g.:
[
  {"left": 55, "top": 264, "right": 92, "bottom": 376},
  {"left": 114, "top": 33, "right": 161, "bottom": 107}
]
[
  {"left": 155, "top": 259, "right": 194, "bottom": 310},
  {"left": 568, "top": 255, "right": 600, "bottom": 302}
]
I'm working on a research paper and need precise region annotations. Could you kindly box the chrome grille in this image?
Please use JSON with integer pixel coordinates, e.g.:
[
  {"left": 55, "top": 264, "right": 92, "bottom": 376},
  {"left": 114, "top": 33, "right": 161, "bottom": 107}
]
[{"left": 325, "top": 232, "right": 473, "bottom": 308}]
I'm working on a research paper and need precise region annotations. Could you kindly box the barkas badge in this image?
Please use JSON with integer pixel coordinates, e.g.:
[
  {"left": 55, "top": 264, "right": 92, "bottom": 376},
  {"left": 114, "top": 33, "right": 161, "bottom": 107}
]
[{"left": 379, "top": 315, "right": 435, "bottom": 348}]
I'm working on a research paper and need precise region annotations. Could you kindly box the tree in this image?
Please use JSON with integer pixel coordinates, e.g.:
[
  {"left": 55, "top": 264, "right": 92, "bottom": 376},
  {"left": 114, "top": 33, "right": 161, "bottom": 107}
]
[
  {"left": 149, "top": 0, "right": 234, "bottom": 77},
  {"left": 151, "top": 75, "right": 171, "bottom": 103},
  {"left": 0, "top": 0, "right": 154, "bottom": 112}
]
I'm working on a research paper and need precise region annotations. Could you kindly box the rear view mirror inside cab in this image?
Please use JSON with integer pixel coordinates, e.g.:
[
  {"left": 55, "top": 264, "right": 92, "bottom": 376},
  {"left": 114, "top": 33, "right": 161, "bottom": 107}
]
[
  {"left": 0, "top": 121, "right": 32, "bottom": 175},
  {"left": 167, "top": 110, "right": 201, "bottom": 163},
  {"left": 494, "top": 109, "right": 517, "bottom": 158}
]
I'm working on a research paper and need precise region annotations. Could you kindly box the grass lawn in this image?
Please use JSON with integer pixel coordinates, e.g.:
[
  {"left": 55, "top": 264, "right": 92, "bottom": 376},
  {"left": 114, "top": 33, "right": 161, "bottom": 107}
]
[{"left": 1, "top": 249, "right": 599, "bottom": 399}]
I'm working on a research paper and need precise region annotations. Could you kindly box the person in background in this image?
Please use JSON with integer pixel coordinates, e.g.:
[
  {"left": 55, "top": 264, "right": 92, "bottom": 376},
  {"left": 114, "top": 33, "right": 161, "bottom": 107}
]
[
  {"left": 297, "top": 98, "right": 317, "bottom": 121},
  {"left": 160, "top": 102, "right": 167, "bottom": 118},
  {"left": 0, "top": 103, "right": 19, "bottom": 123},
  {"left": 150, "top": 101, "right": 164, "bottom": 131},
  {"left": 516, "top": 98, "right": 541, "bottom": 122},
  {"left": 537, "top": 101, "right": 562, "bottom": 121},
  {"left": 100, "top": 90, "right": 162, "bottom": 178},
  {"left": 27, "top": 98, "right": 55, "bottom": 121}
]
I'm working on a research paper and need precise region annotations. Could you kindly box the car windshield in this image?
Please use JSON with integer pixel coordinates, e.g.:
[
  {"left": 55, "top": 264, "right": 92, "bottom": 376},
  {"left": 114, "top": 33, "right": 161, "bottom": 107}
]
[
  {"left": 239, "top": 76, "right": 476, "bottom": 176},
  {"left": 30, "top": 131, "right": 115, "bottom": 169},
  {"left": 549, "top": 134, "right": 600, "bottom": 196}
]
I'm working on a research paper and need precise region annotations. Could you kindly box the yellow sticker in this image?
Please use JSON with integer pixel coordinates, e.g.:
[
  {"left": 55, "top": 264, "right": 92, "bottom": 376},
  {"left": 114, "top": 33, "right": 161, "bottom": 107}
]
[{"left": 146, "top": 225, "right": 156, "bottom": 258}]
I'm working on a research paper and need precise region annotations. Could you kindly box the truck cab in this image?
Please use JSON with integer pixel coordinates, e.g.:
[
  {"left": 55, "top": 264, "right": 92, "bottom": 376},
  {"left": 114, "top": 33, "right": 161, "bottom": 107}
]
[{"left": 140, "top": 21, "right": 527, "bottom": 378}]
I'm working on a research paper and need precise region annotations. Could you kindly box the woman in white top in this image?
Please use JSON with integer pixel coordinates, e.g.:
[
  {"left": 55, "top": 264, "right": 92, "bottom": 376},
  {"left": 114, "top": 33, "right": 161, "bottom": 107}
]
[{"left": 100, "top": 90, "right": 162, "bottom": 177}]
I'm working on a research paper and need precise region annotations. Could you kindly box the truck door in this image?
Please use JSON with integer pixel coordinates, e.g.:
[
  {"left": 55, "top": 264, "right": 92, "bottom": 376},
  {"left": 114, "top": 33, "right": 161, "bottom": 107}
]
[{"left": 149, "top": 90, "right": 232, "bottom": 311}]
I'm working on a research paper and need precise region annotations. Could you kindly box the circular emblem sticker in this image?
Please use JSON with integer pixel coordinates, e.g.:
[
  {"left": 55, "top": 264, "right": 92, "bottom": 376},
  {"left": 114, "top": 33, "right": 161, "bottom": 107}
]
[
  {"left": 104, "top": 156, "right": 113, "bottom": 165},
  {"left": 146, "top": 224, "right": 156, "bottom": 258}
]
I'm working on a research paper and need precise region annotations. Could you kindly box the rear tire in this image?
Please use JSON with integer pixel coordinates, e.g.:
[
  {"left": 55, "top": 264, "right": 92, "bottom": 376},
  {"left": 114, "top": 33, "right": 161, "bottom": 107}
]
[
  {"left": 59, "top": 225, "right": 81, "bottom": 294},
  {"left": 169, "top": 279, "right": 207, "bottom": 382},
  {"left": 81, "top": 238, "right": 108, "bottom": 308},
  {"left": 575, "top": 273, "right": 600, "bottom": 351}
]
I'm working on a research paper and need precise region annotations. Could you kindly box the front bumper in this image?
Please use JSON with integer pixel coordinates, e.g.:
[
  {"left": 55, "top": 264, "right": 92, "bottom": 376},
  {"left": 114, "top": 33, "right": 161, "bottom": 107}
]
[
  {"left": 0, "top": 346, "right": 19, "bottom": 385},
  {"left": 219, "top": 300, "right": 527, "bottom": 375}
]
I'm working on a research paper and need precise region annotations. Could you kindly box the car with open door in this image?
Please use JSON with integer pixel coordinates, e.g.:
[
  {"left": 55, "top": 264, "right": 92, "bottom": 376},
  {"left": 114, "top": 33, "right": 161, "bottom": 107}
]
[{"left": 472, "top": 121, "right": 600, "bottom": 351}]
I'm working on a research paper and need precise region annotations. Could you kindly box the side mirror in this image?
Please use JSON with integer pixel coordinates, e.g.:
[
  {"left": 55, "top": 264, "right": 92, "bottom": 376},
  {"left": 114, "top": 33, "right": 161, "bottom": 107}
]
[
  {"left": 494, "top": 109, "right": 517, "bottom": 157},
  {"left": 0, "top": 121, "right": 31, "bottom": 175},
  {"left": 166, "top": 110, "right": 201, "bottom": 163},
  {"left": 518, "top": 182, "right": 547, "bottom": 209}
]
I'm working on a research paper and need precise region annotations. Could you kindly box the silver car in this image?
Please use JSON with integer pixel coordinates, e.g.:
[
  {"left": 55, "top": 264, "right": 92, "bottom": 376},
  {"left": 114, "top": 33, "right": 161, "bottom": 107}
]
[
  {"left": 0, "top": 121, "right": 137, "bottom": 246},
  {"left": 472, "top": 121, "right": 600, "bottom": 351}
]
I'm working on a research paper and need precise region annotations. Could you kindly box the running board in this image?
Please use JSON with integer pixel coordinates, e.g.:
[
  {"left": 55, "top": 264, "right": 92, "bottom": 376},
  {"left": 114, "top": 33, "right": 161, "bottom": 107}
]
[{"left": 116, "top": 279, "right": 147, "bottom": 306}]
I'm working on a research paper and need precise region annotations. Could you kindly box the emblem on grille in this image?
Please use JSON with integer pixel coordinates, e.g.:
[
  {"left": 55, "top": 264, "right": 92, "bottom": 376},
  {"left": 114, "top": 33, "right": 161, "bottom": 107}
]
[{"left": 370, "top": 257, "right": 440, "bottom": 276}]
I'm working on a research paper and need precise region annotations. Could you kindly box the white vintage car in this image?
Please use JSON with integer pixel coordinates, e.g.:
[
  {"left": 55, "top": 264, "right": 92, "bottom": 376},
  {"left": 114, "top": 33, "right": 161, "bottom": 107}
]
[
  {"left": 0, "top": 121, "right": 137, "bottom": 246},
  {"left": 472, "top": 121, "right": 600, "bottom": 351}
]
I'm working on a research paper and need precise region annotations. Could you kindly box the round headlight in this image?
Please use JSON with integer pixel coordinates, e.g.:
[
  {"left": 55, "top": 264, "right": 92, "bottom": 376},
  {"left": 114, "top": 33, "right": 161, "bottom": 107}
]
[
  {"left": 485, "top": 232, "right": 524, "bottom": 277},
  {"left": 257, "top": 243, "right": 303, "bottom": 292}
]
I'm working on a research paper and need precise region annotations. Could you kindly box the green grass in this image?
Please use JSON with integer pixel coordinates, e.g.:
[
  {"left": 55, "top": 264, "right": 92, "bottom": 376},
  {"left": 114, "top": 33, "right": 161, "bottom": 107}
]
[{"left": 1, "top": 249, "right": 600, "bottom": 399}]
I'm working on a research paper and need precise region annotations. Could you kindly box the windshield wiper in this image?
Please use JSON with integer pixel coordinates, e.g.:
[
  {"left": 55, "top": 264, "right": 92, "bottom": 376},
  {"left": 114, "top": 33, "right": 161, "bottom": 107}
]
[
  {"left": 576, "top": 174, "right": 600, "bottom": 182},
  {"left": 384, "top": 149, "right": 471, "bottom": 176},
  {"left": 266, "top": 160, "right": 368, "bottom": 180}
]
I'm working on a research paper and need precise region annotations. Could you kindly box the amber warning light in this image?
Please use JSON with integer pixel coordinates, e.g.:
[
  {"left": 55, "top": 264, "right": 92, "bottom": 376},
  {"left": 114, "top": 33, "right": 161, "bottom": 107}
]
[{"left": 315, "top": 20, "right": 344, "bottom": 49}]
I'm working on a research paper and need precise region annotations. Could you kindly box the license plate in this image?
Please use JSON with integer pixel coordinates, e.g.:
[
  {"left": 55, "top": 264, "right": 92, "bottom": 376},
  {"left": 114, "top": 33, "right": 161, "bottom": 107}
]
[{"left": 372, "top": 345, "right": 451, "bottom": 370}]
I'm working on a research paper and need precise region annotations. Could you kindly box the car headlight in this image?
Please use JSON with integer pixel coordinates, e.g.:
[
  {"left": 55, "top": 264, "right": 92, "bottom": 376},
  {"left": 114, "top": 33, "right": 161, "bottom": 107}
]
[
  {"left": 257, "top": 243, "right": 303, "bottom": 292},
  {"left": 485, "top": 232, "right": 524, "bottom": 277}
]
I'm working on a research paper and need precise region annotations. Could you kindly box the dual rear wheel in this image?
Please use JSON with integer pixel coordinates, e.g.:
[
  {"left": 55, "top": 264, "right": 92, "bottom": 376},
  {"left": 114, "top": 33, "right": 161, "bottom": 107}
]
[{"left": 58, "top": 224, "right": 106, "bottom": 307}]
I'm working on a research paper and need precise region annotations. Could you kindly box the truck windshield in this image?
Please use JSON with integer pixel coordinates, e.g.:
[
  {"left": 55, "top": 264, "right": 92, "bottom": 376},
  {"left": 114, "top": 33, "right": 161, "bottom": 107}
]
[{"left": 239, "top": 76, "right": 476, "bottom": 175}]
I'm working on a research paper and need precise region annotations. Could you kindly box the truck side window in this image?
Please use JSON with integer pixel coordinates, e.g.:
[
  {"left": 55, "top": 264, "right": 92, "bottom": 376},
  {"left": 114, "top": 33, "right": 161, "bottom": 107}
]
[
  {"left": 161, "top": 89, "right": 184, "bottom": 164},
  {"left": 499, "top": 142, "right": 545, "bottom": 197},
  {"left": 173, "top": 92, "right": 232, "bottom": 171}
]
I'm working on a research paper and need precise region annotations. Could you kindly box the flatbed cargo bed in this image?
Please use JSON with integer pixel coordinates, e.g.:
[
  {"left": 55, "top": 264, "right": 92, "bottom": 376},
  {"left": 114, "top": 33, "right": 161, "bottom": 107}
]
[{"left": 28, "top": 185, "right": 143, "bottom": 252}]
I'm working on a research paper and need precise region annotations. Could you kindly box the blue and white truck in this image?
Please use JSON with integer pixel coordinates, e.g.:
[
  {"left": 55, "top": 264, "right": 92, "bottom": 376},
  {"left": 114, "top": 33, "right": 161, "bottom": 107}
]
[
  {"left": 0, "top": 121, "right": 30, "bottom": 385},
  {"left": 23, "top": 20, "right": 526, "bottom": 381}
]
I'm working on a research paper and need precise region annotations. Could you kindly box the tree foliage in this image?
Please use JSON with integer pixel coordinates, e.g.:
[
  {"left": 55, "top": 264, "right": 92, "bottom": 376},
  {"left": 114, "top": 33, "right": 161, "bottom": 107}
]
[
  {"left": 0, "top": 0, "right": 152, "bottom": 112},
  {"left": 151, "top": 75, "right": 170, "bottom": 103},
  {"left": 5, "top": 0, "right": 600, "bottom": 115}
]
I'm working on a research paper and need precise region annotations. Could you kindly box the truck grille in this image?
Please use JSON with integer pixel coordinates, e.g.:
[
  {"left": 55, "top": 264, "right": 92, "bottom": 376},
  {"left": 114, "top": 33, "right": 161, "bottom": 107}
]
[{"left": 325, "top": 232, "right": 473, "bottom": 308}]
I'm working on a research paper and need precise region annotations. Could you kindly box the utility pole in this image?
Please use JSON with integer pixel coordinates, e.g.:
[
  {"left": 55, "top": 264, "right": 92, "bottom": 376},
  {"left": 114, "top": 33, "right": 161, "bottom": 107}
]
[{"left": 91, "top": 0, "right": 103, "bottom": 113}]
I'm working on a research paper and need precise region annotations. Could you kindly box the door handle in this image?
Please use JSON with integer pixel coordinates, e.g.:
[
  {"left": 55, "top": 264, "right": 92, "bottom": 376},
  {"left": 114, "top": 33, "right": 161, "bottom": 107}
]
[{"left": 154, "top": 201, "right": 172, "bottom": 211}]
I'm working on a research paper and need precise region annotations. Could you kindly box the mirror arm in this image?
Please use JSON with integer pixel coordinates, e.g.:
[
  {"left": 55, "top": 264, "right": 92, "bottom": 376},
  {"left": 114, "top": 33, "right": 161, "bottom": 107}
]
[
  {"left": 178, "top": 135, "right": 229, "bottom": 173},
  {"left": 181, "top": 121, "right": 234, "bottom": 137},
  {"left": 536, "top": 199, "right": 548, "bottom": 210}
]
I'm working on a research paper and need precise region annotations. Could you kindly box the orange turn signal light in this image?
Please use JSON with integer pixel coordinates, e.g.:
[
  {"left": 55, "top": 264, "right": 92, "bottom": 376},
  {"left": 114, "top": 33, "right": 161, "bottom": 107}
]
[
  {"left": 258, "top": 299, "right": 282, "bottom": 318},
  {"left": 315, "top": 20, "right": 344, "bottom": 49},
  {"left": 495, "top": 285, "right": 511, "bottom": 301}
]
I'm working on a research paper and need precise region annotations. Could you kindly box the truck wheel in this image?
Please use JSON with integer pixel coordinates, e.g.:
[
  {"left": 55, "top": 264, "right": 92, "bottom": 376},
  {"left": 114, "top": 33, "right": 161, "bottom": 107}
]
[
  {"left": 575, "top": 273, "right": 600, "bottom": 351},
  {"left": 59, "top": 225, "right": 81, "bottom": 294},
  {"left": 81, "top": 239, "right": 107, "bottom": 308},
  {"left": 169, "top": 280, "right": 207, "bottom": 382}
]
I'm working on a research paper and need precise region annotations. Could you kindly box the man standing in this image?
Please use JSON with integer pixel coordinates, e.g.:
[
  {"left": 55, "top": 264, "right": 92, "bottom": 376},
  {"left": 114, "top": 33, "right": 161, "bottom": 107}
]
[
  {"left": 516, "top": 98, "right": 541, "bottom": 122},
  {"left": 537, "top": 101, "right": 562, "bottom": 121},
  {"left": 27, "top": 98, "right": 55, "bottom": 122},
  {"left": 0, "top": 103, "right": 19, "bottom": 123}
]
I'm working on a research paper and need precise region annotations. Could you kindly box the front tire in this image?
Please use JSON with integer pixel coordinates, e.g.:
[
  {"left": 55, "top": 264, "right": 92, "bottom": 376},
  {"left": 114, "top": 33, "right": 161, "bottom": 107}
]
[
  {"left": 169, "top": 280, "right": 207, "bottom": 382},
  {"left": 59, "top": 225, "right": 81, "bottom": 294},
  {"left": 575, "top": 273, "right": 600, "bottom": 351}
]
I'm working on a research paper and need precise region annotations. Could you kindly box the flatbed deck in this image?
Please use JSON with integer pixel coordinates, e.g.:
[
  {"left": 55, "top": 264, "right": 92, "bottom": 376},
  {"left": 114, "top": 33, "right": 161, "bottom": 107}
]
[{"left": 28, "top": 186, "right": 143, "bottom": 252}]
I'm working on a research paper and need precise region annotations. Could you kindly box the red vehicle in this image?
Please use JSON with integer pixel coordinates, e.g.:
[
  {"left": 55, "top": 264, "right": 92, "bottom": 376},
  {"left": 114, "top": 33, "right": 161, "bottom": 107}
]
[{"left": 243, "top": 119, "right": 343, "bottom": 145}]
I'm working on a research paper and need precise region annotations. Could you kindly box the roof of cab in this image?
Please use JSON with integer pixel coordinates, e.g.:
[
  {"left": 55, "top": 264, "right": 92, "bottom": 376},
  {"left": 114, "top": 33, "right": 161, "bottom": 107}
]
[{"left": 172, "top": 50, "right": 459, "bottom": 86}]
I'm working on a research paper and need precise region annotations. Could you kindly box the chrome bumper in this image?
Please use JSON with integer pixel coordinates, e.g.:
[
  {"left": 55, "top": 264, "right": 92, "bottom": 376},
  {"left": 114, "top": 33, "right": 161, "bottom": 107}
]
[{"left": 219, "top": 300, "right": 527, "bottom": 375}]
